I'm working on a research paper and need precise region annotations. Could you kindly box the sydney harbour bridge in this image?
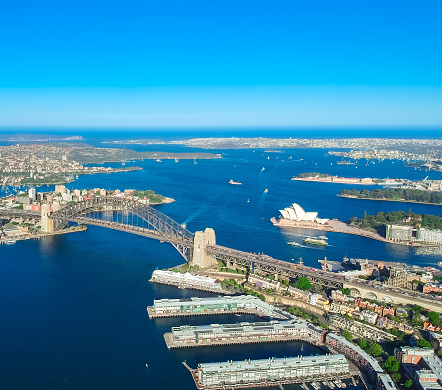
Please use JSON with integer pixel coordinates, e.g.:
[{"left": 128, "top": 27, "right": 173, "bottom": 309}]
[
  {"left": 0, "top": 196, "right": 344, "bottom": 289},
  {"left": 4, "top": 197, "right": 442, "bottom": 311}
]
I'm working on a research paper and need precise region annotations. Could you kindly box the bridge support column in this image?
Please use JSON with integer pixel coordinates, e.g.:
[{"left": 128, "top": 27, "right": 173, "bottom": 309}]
[
  {"left": 40, "top": 204, "right": 54, "bottom": 233},
  {"left": 191, "top": 228, "right": 216, "bottom": 268}
]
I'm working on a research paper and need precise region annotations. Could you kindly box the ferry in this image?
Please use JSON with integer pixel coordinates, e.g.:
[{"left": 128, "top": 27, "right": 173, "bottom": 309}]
[
  {"left": 287, "top": 242, "right": 300, "bottom": 247},
  {"left": 229, "top": 179, "right": 242, "bottom": 185},
  {"left": 303, "top": 238, "right": 328, "bottom": 246}
]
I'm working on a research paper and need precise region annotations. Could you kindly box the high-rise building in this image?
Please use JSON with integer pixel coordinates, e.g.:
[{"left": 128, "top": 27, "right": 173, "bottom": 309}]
[{"left": 28, "top": 187, "right": 37, "bottom": 201}]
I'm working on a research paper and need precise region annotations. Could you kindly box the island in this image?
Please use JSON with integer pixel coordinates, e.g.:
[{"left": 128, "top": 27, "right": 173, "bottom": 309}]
[{"left": 339, "top": 188, "right": 442, "bottom": 205}]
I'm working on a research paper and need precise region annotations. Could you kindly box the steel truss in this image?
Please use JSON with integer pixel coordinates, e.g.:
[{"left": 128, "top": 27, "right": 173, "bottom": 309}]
[
  {"left": 50, "top": 196, "right": 194, "bottom": 260},
  {"left": 205, "top": 245, "right": 344, "bottom": 289}
]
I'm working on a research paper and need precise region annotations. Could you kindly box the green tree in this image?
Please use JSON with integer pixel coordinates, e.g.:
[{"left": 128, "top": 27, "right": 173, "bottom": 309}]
[
  {"left": 342, "top": 330, "right": 353, "bottom": 341},
  {"left": 359, "top": 339, "right": 368, "bottom": 350},
  {"left": 391, "top": 372, "right": 401, "bottom": 382},
  {"left": 383, "top": 356, "right": 400, "bottom": 373},
  {"left": 416, "top": 338, "right": 431, "bottom": 348},
  {"left": 405, "top": 379, "right": 413, "bottom": 388},
  {"left": 368, "top": 343, "right": 383, "bottom": 357},
  {"left": 340, "top": 288, "right": 351, "bottom": 295},
  {"left": 294, "top": 277, "right": 312, "bottom": 291}
]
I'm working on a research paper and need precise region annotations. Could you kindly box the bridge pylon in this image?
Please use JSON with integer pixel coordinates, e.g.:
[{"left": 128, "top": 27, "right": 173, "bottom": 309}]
[
  {"left": 40, "top": 204, "right": 54, "bottom": 233},
  {"left": 191, "top": 228, "right": 216, "bottom": 268}
]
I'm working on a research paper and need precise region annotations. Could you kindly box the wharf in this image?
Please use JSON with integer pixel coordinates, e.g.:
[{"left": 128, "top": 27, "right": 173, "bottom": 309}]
[
  {"left": 148, "top": 278, "right": 231, "bottom": 295},
  {"left": 147, "top": 307, "right": 262, "bottom": 319},
  {"left": 184, "top": 365, "right": 355, "bottom": 390},
  {"left": 164, "top": 333, "right": 317, "bottom": 349}
]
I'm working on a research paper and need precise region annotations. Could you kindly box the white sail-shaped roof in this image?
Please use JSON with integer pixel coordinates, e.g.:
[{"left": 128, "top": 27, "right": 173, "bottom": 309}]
[
  {"left": 285, "top": 207, "right": 297, "bottom": 221},
  {"left": 279, "top": 209, "right": 290, "bottom": 219},
  {"left": 292, "top": 203, "right": 306, "bottom": 221},
  {"left": 303, "top": 212, "right": 318, "bottom": 221}
]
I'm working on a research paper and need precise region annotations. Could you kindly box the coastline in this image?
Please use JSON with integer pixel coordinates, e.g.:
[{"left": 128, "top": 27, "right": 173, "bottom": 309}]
[
  {"left": 291, "top": 177, "right": 377, "bottom": 185},
  {"left": 270, "top": 217, "right": 438, "bottom": 247},
  {"left": 338, "top": 194, "right": 442, "bottom": 206}
]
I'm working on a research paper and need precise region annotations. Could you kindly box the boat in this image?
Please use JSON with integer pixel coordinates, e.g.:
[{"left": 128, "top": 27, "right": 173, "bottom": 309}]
[
  {"left": 337, "top": 160, "right": 355, "bottom": 165},
  {"left": 287, "top": 242, "right": 300, "bottom": 247},
  {"left": 318, "top": 235, "right": 328, "bottom": 240},
  {"left": 4, "top": 239, "right": 16, "bottom": 244},
  {"left": 155, "top": 159, "right": 162, "bottom": 162},
  {"left": 264, "top": 189, "right": 268, "bottom": 193},
  {"left": 327, "top": 381, "right": 335, "bottom": 389},
  {"left": 303, "top": 238, "right": 328, "bottom": 246},
  {"left": 246, "top": 198, "right": 250, "bottom": 203},
  {"left": 438, "top": 262, "right": 442, "bottom": 267},
  {"left": 229, "top": 179, "right": 242, "bottom": 185},
  {"left": 311, "top": 382, "right": 321, "bottom": 390}
]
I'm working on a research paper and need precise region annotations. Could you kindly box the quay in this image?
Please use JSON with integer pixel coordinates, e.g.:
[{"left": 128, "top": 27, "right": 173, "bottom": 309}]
[
  {"left": 149, "top": 269, "right": 230, "bottom": 295},
  {"left": 183, "top": 354, "right": 352, "bottom": 390},
  {"left": 147, "top": 295, "right": 293, "bottom": 320},
  {"left": 163, "top": 318, "right": 322, "bottom": 349}
]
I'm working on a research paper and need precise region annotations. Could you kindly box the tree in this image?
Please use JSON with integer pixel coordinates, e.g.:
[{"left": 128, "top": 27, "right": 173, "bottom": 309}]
[
  {"left": 427, "top": 311, "right": 441, "bottom": 326},
  {"left": 340, "top": 288, "right": 351, "bottom": 295},
  {"left": 294, "top": 277, "right": 312, "bottom": 291},
  {"left": 383, "top": 356, "right": 400, "bottom": 373},
  {"left": 368, "top": 343, "right": 383, "bottom": 357},
  {"left": 391, "top": 372, "right": 401, "bottom": 382},
  {"left": 342, "top": 330, "right": 353, "bottom": 341},
  {"left": 405, "top": 379, "right": 413, "bottom": 388},
  {"left": 416, "top": 338, "right": 431, "bottom": 348},
  {"left": 359, "top": 339, "right": 368, "bottom": 350}
]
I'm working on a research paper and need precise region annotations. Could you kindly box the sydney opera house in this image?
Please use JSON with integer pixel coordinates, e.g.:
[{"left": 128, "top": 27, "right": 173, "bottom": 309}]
[{"left": 279, "top": 203, "right": 329, "bottom": 225}]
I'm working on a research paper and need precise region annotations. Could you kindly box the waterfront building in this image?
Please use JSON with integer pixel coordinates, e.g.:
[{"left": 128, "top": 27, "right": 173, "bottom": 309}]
[
  {"left": 195, "top": 355, "right": 349, "bottom": 388},
  {"left": 325, "top": 332, "right": 398, "bottom": 390},
  {"left": 414, "top": 370, "right": 442, "bottom": 390},
  {"left": 423, "top": 283, "right": 442, "bottom": 294},
  {"left": 168, "top": 318, "right": 311, "bottom": 347},
  {"left": 150, "top": 270, "right": 222, "bottom": 291},
  {"left": 279, "top": 203, "right": 329, "bottom": 225},
  {"left": 386, "top": 224, "right": 414, "bottom": 242},
  {"left": 150, "top": 295, "right": 291, "bottom": 319},
  {"left": 417, "top": 229, "right": 442, "bottom": 245}
]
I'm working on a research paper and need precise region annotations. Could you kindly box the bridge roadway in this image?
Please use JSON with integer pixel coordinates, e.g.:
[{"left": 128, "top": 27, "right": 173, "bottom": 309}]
[{"left": 206, "top": 244, "right": 345, "bottom": 289}]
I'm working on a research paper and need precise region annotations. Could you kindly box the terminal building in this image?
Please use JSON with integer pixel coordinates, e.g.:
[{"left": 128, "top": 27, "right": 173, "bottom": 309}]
[
  {"left": 167, "top": 318, "right": 311, "bottom": 348},
  {"left": 195, "top": 355, "right": 349, "bottom": 388},
  {"left": 149, "top": 295, "right": 292, "bottom": 320}
]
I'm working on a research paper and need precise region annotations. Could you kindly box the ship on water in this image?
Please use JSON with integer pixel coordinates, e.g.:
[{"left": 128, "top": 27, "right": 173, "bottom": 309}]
[
  {"left": 303, "top": 237, "right": 328, "bottom": 246},
  {"left": 229, "top": 179, "right": 242, "bottom": 185}
]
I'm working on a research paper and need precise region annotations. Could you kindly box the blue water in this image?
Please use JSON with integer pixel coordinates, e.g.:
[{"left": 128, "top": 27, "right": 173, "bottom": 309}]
[{"left": 1, "top": 129, "right": 442, "bottom": 389}]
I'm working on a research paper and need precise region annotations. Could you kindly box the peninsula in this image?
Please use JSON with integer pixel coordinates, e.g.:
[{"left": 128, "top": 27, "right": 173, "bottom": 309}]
[
  {"left": 0, "top": 143, "right": 221, "bottom": 186},
  {"left": 272, "top": 203, "right": 442, "bottom": 247},
  {"left": 339, "top": 188, "right": 442, "bottom": 205}
]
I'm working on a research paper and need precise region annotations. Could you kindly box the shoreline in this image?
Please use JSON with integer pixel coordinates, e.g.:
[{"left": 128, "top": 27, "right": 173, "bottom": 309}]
[
  {"left": 338, "top": 194, "right": 442, "bottom": 206},
  {"left": 270, "top": 217, "right": 439, "bottom": 247},
  {"left": 292, "top": 177, "right": 378, "bottom": 185}
]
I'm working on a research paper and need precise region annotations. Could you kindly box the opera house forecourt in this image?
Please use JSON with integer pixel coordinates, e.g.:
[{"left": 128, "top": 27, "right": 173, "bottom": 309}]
[{"left": 277, "top": 203, "right": 329, "bottom": 225}]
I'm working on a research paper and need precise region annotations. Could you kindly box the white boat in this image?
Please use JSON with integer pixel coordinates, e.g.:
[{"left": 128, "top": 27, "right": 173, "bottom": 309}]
[
  {"left": 264, "top": 189, "right": 268, "bottom": 193},
  {"left": 319, "top": 235, "right": 328, "bottom": 240},
  {"left": 5, "top": 239, "right": 16, "bottom": 244},
  {"left": 288, "top": 242, "right": 300, "bottom": 247},
  {"left": 156, "top": 159, "right": 162, "bottom": 162}
]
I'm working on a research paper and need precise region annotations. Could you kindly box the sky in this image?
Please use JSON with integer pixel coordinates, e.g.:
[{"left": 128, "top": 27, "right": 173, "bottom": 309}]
[{"left": 1, "top": 1, "right": 442, "bottom": 129}]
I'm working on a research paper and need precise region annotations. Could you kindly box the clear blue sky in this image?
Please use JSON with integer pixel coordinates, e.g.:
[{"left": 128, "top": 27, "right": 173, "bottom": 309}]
[{"left": 1, "top": 1, "right": 441, "bottom": 128}]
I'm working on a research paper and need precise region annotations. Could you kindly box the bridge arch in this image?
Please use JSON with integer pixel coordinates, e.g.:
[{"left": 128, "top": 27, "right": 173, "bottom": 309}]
[
  {"left": 365, "top": 292, "right": 378, "bottom": 300},
  {"left": 49, "top": 196, "right": 195, "bottom": 261}
]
